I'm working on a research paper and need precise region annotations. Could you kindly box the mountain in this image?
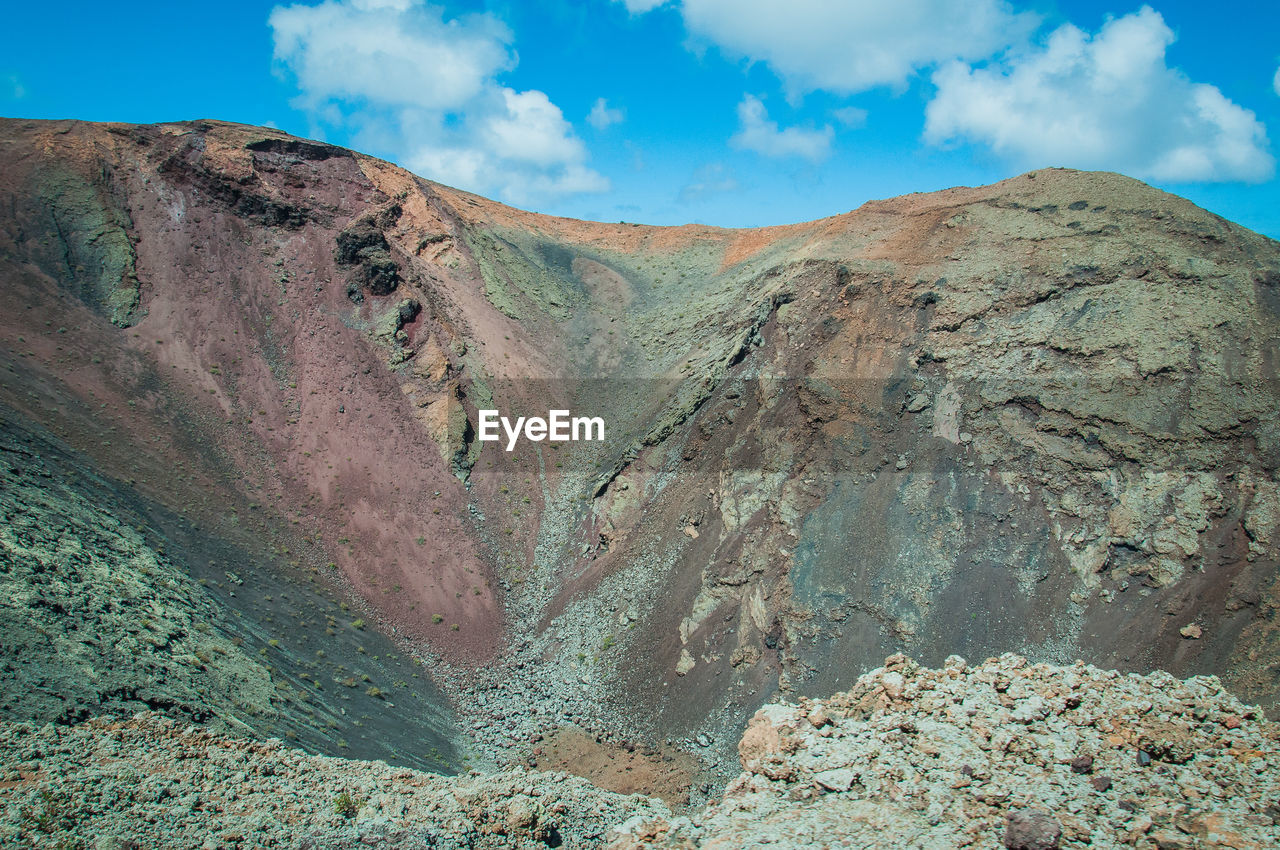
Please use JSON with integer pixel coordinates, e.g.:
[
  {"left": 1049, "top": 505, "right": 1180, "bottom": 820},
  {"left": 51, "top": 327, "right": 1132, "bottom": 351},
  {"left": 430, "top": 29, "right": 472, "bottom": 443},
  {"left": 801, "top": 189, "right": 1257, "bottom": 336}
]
[{"left": 1, "top": 117, "right": 1278, "bottom": 790}]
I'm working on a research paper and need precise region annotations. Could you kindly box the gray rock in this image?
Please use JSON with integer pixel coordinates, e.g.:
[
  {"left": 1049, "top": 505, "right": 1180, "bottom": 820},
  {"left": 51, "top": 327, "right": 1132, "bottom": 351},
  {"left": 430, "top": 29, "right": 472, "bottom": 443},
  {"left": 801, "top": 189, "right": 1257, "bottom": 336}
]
[
  {"left": 1003, "top": 808, "right": 1062, "bottom": 850},
  {"left": 814, "top": 768, "right": 856, "bottom": 792}
]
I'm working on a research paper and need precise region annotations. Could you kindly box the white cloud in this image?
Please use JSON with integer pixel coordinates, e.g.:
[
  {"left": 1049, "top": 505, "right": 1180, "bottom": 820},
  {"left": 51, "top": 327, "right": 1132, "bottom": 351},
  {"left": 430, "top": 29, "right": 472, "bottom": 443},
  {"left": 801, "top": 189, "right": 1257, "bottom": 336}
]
[
  {"left": 409, "top": 145, "right": 608, "bottom": 203},
  {"left": 730, "top": 94, "right": 832, "bottom": 161},
  {"left": 587, "top": 97, "right": 625, "bottom": 130},
  {"left": 678, "top": 163, "right": 739, "bottom": 203},
  {"left": 5, "top": 75, "right": 25, "bottom": 99},
  {"left": 270, "top": 0, "right": 511, "bottom": 110},
  {"left": 398, "top": 86, "right": 608, "bottom": 202},
  {"left": 484, "top": 89, "right": 590, "bottom": 167},
  {"left": 269, "top": 0, "right": 608, "bottom": 205},
  {"left": 1274, "top": 64, "right": 1280, "bottom": 97},
  {"left": 924, "top": 7, "right": 1273, "bottom": 183},
  {"left": 832, "top": 106, "right": 867, "bottom": 129},
  {"left": 680, "top": 0, "right": 1032, "bottom": 95},
  {"left": 615, "top": 0, "right": 668, "bottom": 14}
]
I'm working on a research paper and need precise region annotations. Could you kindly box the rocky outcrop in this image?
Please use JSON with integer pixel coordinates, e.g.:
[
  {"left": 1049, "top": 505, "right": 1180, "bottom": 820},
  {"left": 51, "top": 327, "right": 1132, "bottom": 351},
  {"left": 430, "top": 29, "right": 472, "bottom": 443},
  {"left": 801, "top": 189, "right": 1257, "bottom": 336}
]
[
  {"left": 18, "top": 160, "right": 141, "bottom": 327},
  {"left": 613, "top": 655, "right": 1280, "bottom": 848},
  {"left": 4, "top": 657, "right": 1275, "bottom": 849},
  {"left": 336, "top": 202, "right": 404, "bottom": 299}
]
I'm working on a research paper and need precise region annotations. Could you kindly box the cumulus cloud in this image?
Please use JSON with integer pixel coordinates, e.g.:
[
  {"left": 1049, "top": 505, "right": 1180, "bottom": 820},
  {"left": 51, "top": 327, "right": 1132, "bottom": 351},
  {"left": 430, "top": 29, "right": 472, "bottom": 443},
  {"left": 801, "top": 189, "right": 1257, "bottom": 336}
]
[
  {"left": 270, "top": 0, "right": 511, "bottom": 110},
  {"left": 730, "top": 95, "right": 832, "bottom": 160},
  {"left": 587, "top": 98, "right": 624, "bottom": 130},
  {"left": 269, "top": 0, "right": 608, "bottom": 205},
  {"left": 924, "top": 7, "right": 1273, "bottom": 183},
  {"left": 681, "top": 0, "right": 1032, "bottom": 95},
  {"left": 483, "top": 89, "right": 588, "bottom": 167}
]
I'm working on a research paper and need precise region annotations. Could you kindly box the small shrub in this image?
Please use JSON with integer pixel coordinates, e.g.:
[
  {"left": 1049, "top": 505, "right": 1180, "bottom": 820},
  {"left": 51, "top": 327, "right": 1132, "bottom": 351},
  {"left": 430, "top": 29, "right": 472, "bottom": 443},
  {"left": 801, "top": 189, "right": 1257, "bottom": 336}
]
[
  {"left": 22, "top": 788, "right": 74, "bottom": 834},
  {"left": 333, "top": 791, "right": 361, "bottom": 818}
]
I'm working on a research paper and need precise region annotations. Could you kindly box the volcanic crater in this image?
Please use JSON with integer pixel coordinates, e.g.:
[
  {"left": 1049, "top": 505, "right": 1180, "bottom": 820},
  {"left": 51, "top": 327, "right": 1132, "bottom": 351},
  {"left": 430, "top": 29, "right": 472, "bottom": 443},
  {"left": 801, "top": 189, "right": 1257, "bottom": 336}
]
[{"left": 2, "top": 117, "right": 1279, "bottom": 843}]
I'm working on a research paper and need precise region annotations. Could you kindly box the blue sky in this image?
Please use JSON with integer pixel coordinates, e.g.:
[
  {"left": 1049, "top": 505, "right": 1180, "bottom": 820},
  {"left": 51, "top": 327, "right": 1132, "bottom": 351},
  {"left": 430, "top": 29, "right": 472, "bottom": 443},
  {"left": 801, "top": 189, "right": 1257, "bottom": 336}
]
[{"left": 3, "top": 1, "right": 1278, "bottom": 236}]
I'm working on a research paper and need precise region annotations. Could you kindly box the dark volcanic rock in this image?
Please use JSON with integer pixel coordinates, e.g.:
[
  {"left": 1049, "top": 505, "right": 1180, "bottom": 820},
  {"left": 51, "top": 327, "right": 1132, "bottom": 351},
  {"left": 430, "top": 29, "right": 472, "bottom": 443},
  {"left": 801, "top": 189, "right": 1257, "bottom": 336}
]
[{"left": 336, "top": 204, "right": 404, "bottom": 296}]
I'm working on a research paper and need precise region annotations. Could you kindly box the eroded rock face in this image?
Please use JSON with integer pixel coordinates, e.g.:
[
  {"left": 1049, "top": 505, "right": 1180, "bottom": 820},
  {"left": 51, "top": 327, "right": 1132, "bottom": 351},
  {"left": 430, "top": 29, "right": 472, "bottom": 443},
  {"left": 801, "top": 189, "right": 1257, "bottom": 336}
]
[
  {"left": 0, "top": 118, "right": 1278, "bottom": 773},
  {"left": 613, "top": 655, "right": 1280, "bottom": 848}
]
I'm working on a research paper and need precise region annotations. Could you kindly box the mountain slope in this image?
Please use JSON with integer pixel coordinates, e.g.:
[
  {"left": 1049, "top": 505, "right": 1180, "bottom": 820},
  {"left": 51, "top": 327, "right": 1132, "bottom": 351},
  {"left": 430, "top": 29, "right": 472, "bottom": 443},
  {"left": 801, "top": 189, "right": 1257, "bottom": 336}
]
[{"left": 1, "top": 117, "right": 1278, "bottom": 775}]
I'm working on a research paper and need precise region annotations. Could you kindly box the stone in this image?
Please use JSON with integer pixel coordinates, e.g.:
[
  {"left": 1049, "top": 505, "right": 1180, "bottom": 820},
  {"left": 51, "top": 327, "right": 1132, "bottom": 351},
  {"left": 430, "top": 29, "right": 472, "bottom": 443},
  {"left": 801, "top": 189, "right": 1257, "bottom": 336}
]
[
  {"left": 506, "top": 797, "right": 537, "bottom": 831},
  {"left": 808, "top": 707, "right": 832, "bottom": 728},
  {"left": 813, "top": 768, "right": 856, "bottom": 792},
  {"left": 1003, "top": 808, "right": 1062, "bottom": 850},
  {"left": 881, "top": 672, "right": 906, "bottom": 699}
]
